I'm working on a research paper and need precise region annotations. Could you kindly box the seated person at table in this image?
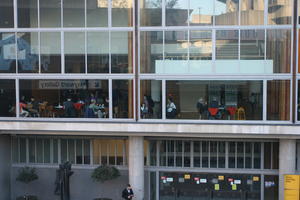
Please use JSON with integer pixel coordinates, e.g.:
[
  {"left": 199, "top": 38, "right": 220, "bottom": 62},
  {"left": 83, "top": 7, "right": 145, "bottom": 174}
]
[
  {"left": 28, "top": 97, "right": 39, "bottom": 117},
  {"left": 85, "top": 99, "right": 104, "bottom": 118},
  {"left": 209, "top": 97, "right": 219, "bottom": 108},
  {"left": 63, "top": 98, "right": 76, "bottom": 118}
]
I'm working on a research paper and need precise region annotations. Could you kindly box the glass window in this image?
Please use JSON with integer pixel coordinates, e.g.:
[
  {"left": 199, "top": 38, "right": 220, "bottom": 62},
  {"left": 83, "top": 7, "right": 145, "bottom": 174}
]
[
  {"left": 241, "top": 0, "right": 264, "bottom": 25},
  {"left": 245, "top": 142, "right": 252, "bottom": 168},
  {"left": 87, "top": 32, "right": 109, "bottom": 73},
  {"left": 61, "top": 139, "right": 68, "bottom": 163},
  {"left": 184, "top": 141, "right": 191, "bottom": 167},
  {"left": 76, "top": 139, "right": 83, "bottom": 164},
  {"left": 40, "top": 0, "right": 61, "bottom": 27},
  {"left": 17, "top": 0, "right": 38, "bottom": 28},
  {"left": 215, "top": 0, "right": 239, "bottom": 25},
  {"left": 20, "top": 138, "right": 27, "bottom": 163},
  {"left": 111, "top": 32, "right": 133, "bottom": 73},
  {"left": 175, "top": 141, "right": 182, "bottom": 167},
  {"left": 44, "top": 139, "right": 51, "bottom": 163},
  {"left": 267, "top": 80, "right": 290, "bottom": 120},
  {"left": 53, "top": 139, "right": 58, "bottom": 163},
  {"left": 65, "top": 32, "right": 85, "bottom": 73},
  {"left": 17, "top": 32, "right": 39, "bottom": 73},
  {"left": 264, "top": 142, "right": 271, "bottom": 169},
  {"left": 36, "top": 138, "right": 43, "bottom": 163},
  {"left": 0, "top": 79, "right": 15, "bottom": 117},
  {"left": 253, "top": 142, "right": 261, "bottom": 169},
  {"left": 266, "top": 29, "right": 291, "bottom": 73},
  {"left": 189, "top": 0, "right": 214, "bottom": 26},
  {"left": 12, "top": 137, "right": 18, "bottom": 163},
  {"left": 140, "top": 31, "right": 163, "bottom": 73},
  {"left": 140, "top": 0, "right": 162, "bottom": 26},
  {"left": 272, "top": 142, "right": 279, "bottom": 169},
  {"left": 164, "top": 31, "right": 188, "bottom": 74},
  {"left": 159, "top": 141, "right": 166, "bottom": 166},
  {"left": 140, "top": 80, "right": 162, "bottom": 119},
  {"left": 264, "top": 175, "right": 279, "bottom": 200},
  {"left": 0, "top": 0, "right": 14, "bottom": 28},
  {"left": 268, "top": 0, "right": 292, "bottom": 25},
  {"left": 194, "top": 141, "right": 200, "bottom": 167},
  {"left": 210, "top": 141, "right": 217, "bottom": 168},
  {"left": 112, "top": 80, "right": 134, "bottom": 118},
  {"left": 166, "top": 80, "right": 263, "bottom": 120},
  {"left": 166, "top": 0, "right": 188, "bottom": 26},
  {"left": 41, "top": 32, "right": 61, "bottom": 73},
  {"left": 218, "top": 141, "right": 225, "bottom": 168},
  {"left": 68, "top": 139, "right": 75, "bottom": 164},
  {"left": 19, "top": 79, "right": 109, "bottom": 118},
  {"left": 63, "top": 0, "right": 85, "bottom": 27},
  {"left": 228, "top": 142, "right": 236, "bottom": 168},
  {"left": 237, "top": 142, "right": 244, "bottom": 168},
  {"left": 0, "top": 33, "right": 16, "bottom": 73},
  {"left": 202, "top": 141, "right": 208, "bottom": 167},
  {"left": 149, "top": 140, "right": 157, "bottom": 166},
  {"left": 87, "top": 0, "right": 108, "bottom": 27},
  {"left": 29, "top": 138, "right": 35, "bottom": 163},
  {"left": 167, "top": 140, "right": 175, "bottom": 166},
  {"left": 112, "top": 0, "right": 133, "bottom": 27}
]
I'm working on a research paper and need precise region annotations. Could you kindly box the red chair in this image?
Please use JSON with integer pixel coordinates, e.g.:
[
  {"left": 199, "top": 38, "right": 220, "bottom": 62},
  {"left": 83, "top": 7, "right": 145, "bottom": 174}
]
[
  {"left": 208, "top": 108, "right": 219, "bottom": 117},
  {"left": 226, "top": 106, "right": 237, "bottom": 119}
]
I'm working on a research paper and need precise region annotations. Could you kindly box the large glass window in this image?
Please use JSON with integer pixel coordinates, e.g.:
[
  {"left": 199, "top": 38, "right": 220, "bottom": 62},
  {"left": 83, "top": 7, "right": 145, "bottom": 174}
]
[
  {"left": 166, "top": 80, "right": 263, "bottom": 120},
  {"left": 87, "top": 32, "right": 109, "bottom": 73},
  {"left": 19, "top": 79, "right": 109, "bottom": 118},
  {"left": 268, "top": 0, "right": 292, "bottom": 25},
  {"left": 0, "top": 0, "right": 14, "bottom": 28},
  {"left": 40, "top": 0, "right": 61, "bottom": 27},
  {"left": 215, "top": 0, "right": 239, "bottom": 25},
  {"left": 140, "top": 31, "right": 163, "bottom": 73},
  {"left": 64, "top": 32, "right": 85, "bottom": 73},
  {"left": 61, "top": 138, "right": 90, "bottom": 164},
  {"left": 189, "top": 0, "right": 214, "bottom": 26},
  {"left": 0, "top": 33, "right": 16, "bottom": 73},
  {"left": 166, "top": 0, "right": 188, "bottom": 26},
  {"left": 112, "top": 0, "right": 133, "bottom": 27},
  {"left": 87, "top": 0, "right": 108, "bottom": 27},
  {"left": 266, "top": 29, "right": 291, "bottom": 73},
  {"left": 63, "top": 0, "right": 85, "bottom": 27},
  {"left": 112, "top": 80, "right": 133, "bottom": 118},
  {"left": 140, "top": 0, "right": 162, "bottom": 26},
  {"left": 17, "top": 0, "right": 38, "bottom": 28},
  {"left": 0, "top": 79, "right": 15, "bottom": 117},
  {"left": 40, "top": 32, "right": 61, "bottom": 73},
  {"left": 17, "top": 32, "right": 39, "bottom": 73},
  {"left": 111, "top": 32, "right": 133, "bottom": 73},
  {"left": 140, "top": 80, "right": 162, "bottom": 119},
  {"left": 241, "top": 0, "right": 264, "bottom": 25},
  {"left": 267, "top": 80, "right": 290, "bottom": 120}
]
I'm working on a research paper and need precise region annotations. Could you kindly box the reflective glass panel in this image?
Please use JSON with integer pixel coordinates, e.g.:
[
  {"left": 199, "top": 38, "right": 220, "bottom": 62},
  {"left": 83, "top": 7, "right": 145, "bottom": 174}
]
[
  {"left": 140, "top": 0, "right": 162, "bottom": 26},
  {"left": 140, "top": 80, "right": 162, "bottom": 119},
  {"left": 0, "top": 79, "right": 15, "bottom": 117},
  {"left": 40, "top": 0, "right": 61, "bottom": 27},
  {"left": 87, "top": 32, "right": 109, "bottom": 73},
  {"left": 17, "top": 0, "right": 38, "bottom": 28},
  {"left": 112, "top": 0, "right": 133, "bottom": 27},
  {"left": 241, "top": 0, "right": 264, "bottom": 25},
  {"left": 267, "top": 80, "right": 290, "bottom": 120},
  {"left": 166, "top": 80, "right": 263, "bottom": 120},
  {"left": 268, "top": 0, "right": 292, "bottom": 25},
  {"left": 140, "top": 31, "right": 163, "bottom": 73},
  {"left": 266, "top": 29, "right": 291, "bottom": 73},
  {"left": 41, "top": 32, "right": 61, "bottom": 73},
  {"left": 0, "top": 33, "right": 16, "bottom": 73},
  {"left": 112, "top": 80, "right": 134, "bottom": 118},
  {"left": 215, "top": 0, "right": 239, "bottom": 25},
  {"left": 0, "top": 0, "right": 14, "bottom": 28},
  {"left": 87, "top": 0, "right": 108, "bottom": 27},
  {"left": 19, "top": 79, "right": 108, "bottom": 118},
  {"left": 166, "top": 0, "right": 188, "bottom": 26},
  {"left": 65, "top": 32, "right": 85, "bottom": 73},
  {"left": 63, "top": 0, "right": 85, "bottom": 27},
  {"left": 189, "top": 0, "right": 214, "bottom": 25},
  {"left": 111, "top": 32, "right": 133, "bottom": 73},
  {"left": 17, "top": 32, "right": 39, "bottom": 73}
]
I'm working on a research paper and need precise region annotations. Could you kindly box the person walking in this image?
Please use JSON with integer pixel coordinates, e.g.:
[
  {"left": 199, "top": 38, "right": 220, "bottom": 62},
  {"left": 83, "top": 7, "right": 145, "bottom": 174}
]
[{"left": 122, "top": 184, "right": 134, "bottom": 200}]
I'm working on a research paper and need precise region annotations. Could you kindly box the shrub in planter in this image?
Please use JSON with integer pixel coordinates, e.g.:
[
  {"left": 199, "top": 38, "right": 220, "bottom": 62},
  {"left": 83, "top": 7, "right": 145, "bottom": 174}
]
[
  {"left": 91, "top": 165, "right": 120, "bottom": 183},
  {"left": 16, "top": 167, "right": 39, "bottom": 200}
]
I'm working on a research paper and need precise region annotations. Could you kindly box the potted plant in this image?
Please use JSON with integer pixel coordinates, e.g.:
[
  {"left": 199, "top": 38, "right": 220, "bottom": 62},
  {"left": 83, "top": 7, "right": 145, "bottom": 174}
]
[
  {"left": 16, "top": 167, "right": 39, "bottom": 200},
  {"left": 91, "top": 165, "right": 120, "bottom": 200}
]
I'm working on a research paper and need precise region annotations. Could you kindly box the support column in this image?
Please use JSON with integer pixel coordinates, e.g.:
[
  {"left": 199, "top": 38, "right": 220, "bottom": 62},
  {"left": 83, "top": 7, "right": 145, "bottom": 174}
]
[
  {"left": 0, "top": 135, "right": 11, "bottom": 200},
  {"left": 279, "top": 139, "right": 296, "bottom": 200},
  {"left": 129, "top": 136, "right": 144, "bottom": 200}
]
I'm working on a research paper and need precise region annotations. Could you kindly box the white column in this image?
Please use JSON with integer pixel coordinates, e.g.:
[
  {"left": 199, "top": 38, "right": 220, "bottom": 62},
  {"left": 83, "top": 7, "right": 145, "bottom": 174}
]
[
  {"left": 279, "top": 139, "right": 296, "bottom": 200},
  {"left": 129, "top": 136, "right": 144, "bottom": 200}
]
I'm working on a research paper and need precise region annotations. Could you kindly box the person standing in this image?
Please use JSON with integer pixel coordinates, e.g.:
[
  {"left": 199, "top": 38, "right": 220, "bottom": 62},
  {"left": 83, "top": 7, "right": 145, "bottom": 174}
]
[{"left": 122, "top": 184, "right": 134, "bottom": 200}]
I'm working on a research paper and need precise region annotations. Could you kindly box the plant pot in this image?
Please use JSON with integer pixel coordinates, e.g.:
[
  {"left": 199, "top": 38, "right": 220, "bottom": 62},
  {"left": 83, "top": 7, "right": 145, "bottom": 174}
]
[{"left": 16, "top": 195, "right": 38, "bottom": 200}]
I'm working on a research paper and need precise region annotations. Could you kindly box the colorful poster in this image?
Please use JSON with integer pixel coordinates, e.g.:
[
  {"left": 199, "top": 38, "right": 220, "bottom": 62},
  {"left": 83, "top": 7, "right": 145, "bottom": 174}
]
[
  {"left": 253, "top": 176, "right": 260, "bottom": 182},
  {"left": 232, "top": 184, "right": 237, "bottom": 190},
  {"left": 214, "top": 184, "right": 220, "bottom": 191},
  {"left": 200, "top": 179, "right": 207, "bottom": 183},
  {"left": 184, "top": 174, "right": 191, "bottom": 179},
  {"left": 218, "top": 176, "right": 224, "bottom": 181}
]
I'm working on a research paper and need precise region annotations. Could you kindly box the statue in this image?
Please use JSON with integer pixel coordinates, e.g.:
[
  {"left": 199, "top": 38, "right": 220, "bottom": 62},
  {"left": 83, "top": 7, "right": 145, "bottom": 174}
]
[{"left": 54, "top": 162, "right": 74, "bottom": 200}]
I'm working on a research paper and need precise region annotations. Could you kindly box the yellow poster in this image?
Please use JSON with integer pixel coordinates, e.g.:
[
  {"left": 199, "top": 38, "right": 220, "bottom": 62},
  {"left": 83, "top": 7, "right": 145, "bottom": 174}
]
[
  {"left": 253, "top": 176, "right": 259, "bottom": 182},
  {"left": 284, "top": 175, "right": 300, "bottom": 190},
  {"left": 184, "top": 174, "right": 191, "bottom": 179},
  {"left": 218, "top": 176, "right": 224, "bottom": 181},
  {"left": 284, "top": 189, "right": 299, "bottom": 200},
  {"left": 232, "top": 184, "right": 237, "bottom": 191},
  {"left": 214, "top": 184, "right": 220, "bottom": 191}
]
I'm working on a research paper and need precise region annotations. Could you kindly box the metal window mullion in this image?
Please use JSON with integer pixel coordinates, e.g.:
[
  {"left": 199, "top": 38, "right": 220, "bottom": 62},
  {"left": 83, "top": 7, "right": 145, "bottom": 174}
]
[
  {"left": 109, "top": 31, "right": 112, "bottom": 74},
  {"left": 61, "top": 31, "right": 65, "bottom": 74},
  {"left": 264, "top": 29, "right": 267, "bottom": 74},
  {"left": 264, "top": 0, "right": 268, "bottom": 25},
  {"left": 106, "top": 143, "right": 109, "bottom": 165},
  {"left": 225, "top": 141, "right": 228, "bottom": 169},
  {"left": 182, "top": 141, "right": 184, "bottom": 167},
  {"left": 165, "top": 141, "right": 168, "bottom": 167},
  {"left": 162, "top": 0, "right": 165, "bottom": 27},
  {"left": 191, "top": 141, "right": 194, "bottom": 168},
  {"left": 58, "top": 139, "right": 61, "bottom": 164},
  {"left": 108, "top": 0, "right": 112, "bottom": 27},
  {"left": 263, "top": 79, "right": 267, "bottom": 121},
  {"left": 216, "top": 142, "right": 219, "bottom": 168},
  {"left": 34, "top": 138, "right": 37, "bottom": 163},
  {"left": 261, "top": 142, "right": 264, "bottom": 169},
  {"left": 162, "top": 80, "right": 166, "bottom": 119},
  {"left": 26, "top": 138, "right": 29, "bottom": 164},
  {"left": 251, "top": 142, "right": 254, "bottom": 169},
  {"left": 50, "top": 139, "right": 54, "bottom": 164},
  {"left": 82, "top": 139, "right": 84, "bottom": 165},
  {"left": 74, "top": 139, "right": 77, "bottom": 164},
  {"left": 212, "top": 29, "right": 216, "bottom": 73},
  {"left": 200, "top": 141, "right": 203, "bottom": 168},
  {"left": 270, "top": 142, "right": 273, "bottom": 169},
  {"left": 99, "top": 143, "right": 102, "bottom": 165},
  {"left": 208, "top": 141, "right": 210, "bottom": 168},
  {"left": 90, "top": 139, "right": 93, "bottom": 165},
  {"left": 109, "top": 79, "right": 112, "bottom": 119},
  {"left": 114, "top": 142, "right": 117, "bottom": 165},
  {"left": 85, "top": 30, "right": 87, "bottom": 74},
  {"left": 238, "top": 0, "right": 241, "bottom": 26},
  {"left": 15, "top": 32, "right": 18, "bottom": 73},
  {"left": 261, "top": 175, "right": 264, "bottom": 200},
  {"left": 187, "top": 30, "right": 190, "bottom": 73},
  {"left": 123, "top": 139, "right": 126, "bottom": 166},
  {"left": 163, "top": 30, "right": 165, "bottom": 74},
  {"left": 235, "top": 142, "right": 237, "bottom": 168},
  {"left": 66, "top": 139, "right": 69, "bottom": 162},
  {"left": 16, "top": 79, "right": 19, "bottom": 117},
  {"left": 42, "top": 139, "right": 45, "bottom": 163},
  {"left": 38, "top": 31, "right": 41, "bottom": 73},
  {"left": 156, "top": 140, "right": 160, "bottom": 167},
  {"left": 238, "top": 29, "right": 241, "bottom": 73},
  {"left": 61, "top": 0, "right": 63, "bottom": 27},
  {"left": 18, "top": 138, "right": 20, "bottom": 163},
  {"left": 37, "top": 0, "right": 40, "bottom": 28},
  {"left": 14, "top": 0, "right": 17, "bottom": 28},
  {"left": 243, "top": 142, "right": 246, "bottom": 169}
]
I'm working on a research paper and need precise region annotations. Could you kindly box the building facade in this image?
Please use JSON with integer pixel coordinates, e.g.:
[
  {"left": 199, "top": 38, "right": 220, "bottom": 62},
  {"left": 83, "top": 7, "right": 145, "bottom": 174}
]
[{"left": 0, "top": 0, "right": 299, "bottom": 199}]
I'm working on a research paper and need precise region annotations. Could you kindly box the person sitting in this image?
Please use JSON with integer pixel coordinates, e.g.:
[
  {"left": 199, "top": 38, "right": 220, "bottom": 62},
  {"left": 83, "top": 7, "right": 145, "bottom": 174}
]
[
  {"left": 28, "top": 97, "right": 39, "bottom": 117},
  {"left": 19, "top": 102, "right": 29, "bottom": 117},
  {"left": 166, "top": 97, "right": 177, "bottom": 119},
  {"left": 63, "top": 98, "right": 76, "bottom": 118}
]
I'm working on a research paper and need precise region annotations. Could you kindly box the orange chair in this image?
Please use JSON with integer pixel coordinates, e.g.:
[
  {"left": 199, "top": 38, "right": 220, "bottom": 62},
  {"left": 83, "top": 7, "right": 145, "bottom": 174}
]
[
  {"left": 226, "top": 106, "right": 237, "bottom": 120},
  {"left": 208, "top": 108, "right": 219, "bottom": 119}
]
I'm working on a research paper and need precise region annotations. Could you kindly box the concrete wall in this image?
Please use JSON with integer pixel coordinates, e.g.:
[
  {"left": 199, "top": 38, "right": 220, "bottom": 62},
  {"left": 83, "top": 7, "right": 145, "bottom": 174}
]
[
  {"left": 11, "top": 167, "right": 129, "bottom": 200},
  {"left": 0, "top": 135, "right": 11, "bottom": 200}
]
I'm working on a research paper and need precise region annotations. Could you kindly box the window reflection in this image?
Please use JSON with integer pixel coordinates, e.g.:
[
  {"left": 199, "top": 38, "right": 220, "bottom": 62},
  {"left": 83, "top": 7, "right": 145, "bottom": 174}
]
[
  {"left": 0, "top": 0, "right": 14, "bottom": 28},
  {"left": 65, "top": 32, "right": 85, "bottom": 73},
  {"left": 140, "top": 0, "right": 162, "bottom": 26},
  {"left": 41, "top": 32, "right": 61, "bottom": 73},
  {"left": 215, "top": 0, "right": 239, "bottom": 25},
  {"left": 216, "top": 30, "right": 238, "bottom": 60},
  {"left": 166, "top": 0, "right": 188, "bottom": 26},
  {"left": 0, "top": 79, "right": 15, "bottom": 117},
  {"left": 140, "top": 80, "right": 162, "bottom": 119},
  {"left": 166, "top": 80, "right": 263, "bottom": 120},
  {"left": 112, "top": 0, "right": 133, "bottom": 27},
  {"left": 19, "top": 79, "right": 109, "bottom": 118},
  {"left": 268, "top": 0, "right": 292, "bottom": 25},
  {"left": 189, "top": 0, "right": 214, "bottom": 26},
  {"left": 17, "top": 0, "right": 38, "bottom": 28},
  {"left": 40, "top": 0, "right": 61, "bottom": 27},
  {"left": 112, "top": 80, "right": 133, "bottom": 118},
  {"left": 241, "top": 0, "right": 264, "bottom": 25},
  {"left": 87, "top": 0, "right": 108, "bottom": 27},
  {"left": 63, "top": 0, "right": 85, "bottom": 27},
  {"left": 0, "top": 33, "right": 16, "bottom": 73}
]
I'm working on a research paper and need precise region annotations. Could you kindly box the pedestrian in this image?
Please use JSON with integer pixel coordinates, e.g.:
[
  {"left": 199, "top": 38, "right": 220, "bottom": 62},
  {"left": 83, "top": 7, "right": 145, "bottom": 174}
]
[{"left": 122, "top": 184, "right": 134, "bottom": 200}]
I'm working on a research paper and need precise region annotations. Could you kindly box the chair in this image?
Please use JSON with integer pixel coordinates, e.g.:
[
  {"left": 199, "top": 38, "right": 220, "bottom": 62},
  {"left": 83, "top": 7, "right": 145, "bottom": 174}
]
[
  {"left": 226, "top": 106, "right": 237, "bottom": 120},
  {"left": 39, "top": 101, "right": 48, "bottom": 117},
  {"left": 237, "top": 107, "right": 246, "bottom": 120},
  {"left": 208, "top": 108, "right": 219, "bottom": 119}
]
